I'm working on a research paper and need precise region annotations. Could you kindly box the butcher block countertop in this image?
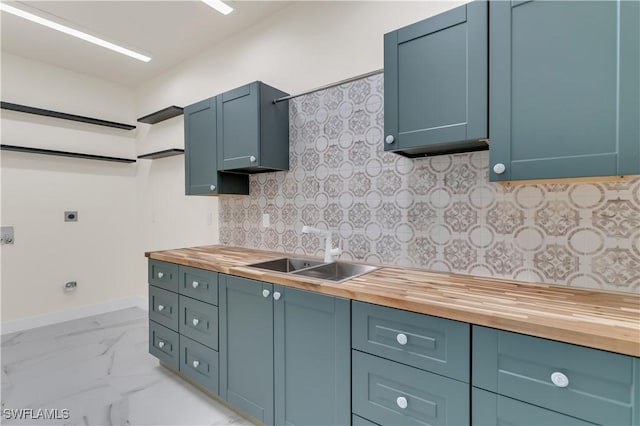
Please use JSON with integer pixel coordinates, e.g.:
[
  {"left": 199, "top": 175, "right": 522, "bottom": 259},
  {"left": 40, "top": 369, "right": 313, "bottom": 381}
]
[{"left": 146, "top": 245, "right": 640, "bottom": 357}]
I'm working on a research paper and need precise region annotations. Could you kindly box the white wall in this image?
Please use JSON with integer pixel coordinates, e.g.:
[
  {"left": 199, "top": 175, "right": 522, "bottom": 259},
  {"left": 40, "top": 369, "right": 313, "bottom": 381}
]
[
  {"left": 0, "top": 53, "right": 142, "bottom": 323},
  {"left": 136, "top": 1, "right": 464, "bottom": 114}
]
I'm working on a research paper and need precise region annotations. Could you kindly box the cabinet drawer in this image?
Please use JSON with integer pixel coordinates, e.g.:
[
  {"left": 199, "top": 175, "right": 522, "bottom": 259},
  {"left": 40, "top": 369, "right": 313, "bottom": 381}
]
[
  {"left": 473, "top": 326, "right": 639, "bottom": 426},
  {"left": 352, "top": 301, "right": 470, "bottom": 382},
  {"left": 148, "top": 260, "right": 179, "bottom": 292},
  {"left": 149, "top": 286, "right": 179, "bottom": 332},
  {"left": 472, "top": 388, "right": 594, "bottom": 426},
  {"left": 352, "top": 415, "right": 380, "bottom": 426},
  {"left": 179, "top": 296, "right": 218, "bottom": 350},
  {"left": 352, "top": 350, "right": 469, "bottom": 426},
  {"left": 179, "top": 266, "right": 218, "bottom": 305},
  {"left": 149, "top": 320, "right": 179, "bottom": 370},
  {"left": 180, "top": 335, "right": 219, "bottom": 395}
]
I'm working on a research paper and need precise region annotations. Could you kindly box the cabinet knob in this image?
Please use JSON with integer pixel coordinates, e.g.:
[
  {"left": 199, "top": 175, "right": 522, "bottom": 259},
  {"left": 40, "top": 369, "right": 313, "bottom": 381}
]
[
  {"left": 273, "top": 291, "right": 281, "bottom": 301},
  {"left": 493, "top": 163, "right": 506, "bottom": 175},
  {"left": 249, "top": 156, "right": 256, "bottom": 163},
  {"left": 157, "top": 341, "right": 165, "bottom": 349},
  {"left": 192, "top": 360, "right": 200, "bottom": 368},
  {"left": 385, "top": 135, "right": 395, "bottom": 144},
  {"left": 551, "top": 372, "right": 569, "bottom": 388},
  {"left": 157, "top": 272, "right": 164, "bottom": 279},
  {"left": 210, "top": 184, "right": 216, "bottom": 191},
  {"left": 192, "top": 281, "right": 199, "bottom": 289},
  {"left": 396, "top": 396, "right": 408, "bottom": 409},
  {"left": 157, "top": 304, "right": 164, "bottom": 312},
  {"left": 262, "top": 289, "right": 270, "bottom": 298},
  {"left": 192, "top": 318, "right": 200, "bottom": 326},
  {"left": 396, "top": 333, "right": 408, "bottom": 345}
]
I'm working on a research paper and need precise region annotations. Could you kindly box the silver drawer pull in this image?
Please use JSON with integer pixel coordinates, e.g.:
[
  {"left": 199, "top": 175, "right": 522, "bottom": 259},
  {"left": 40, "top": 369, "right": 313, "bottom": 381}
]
[
  {"left": 157, "top": 272, "right": 164, "bottom": 279},
  {"left": 396, "top": 396, "right": 408, "bottom": 409},
  {"left": 157, "top": 341, "right": 165, "bottom": 349},
  {"left": 551, "top": 372, "right": 569, "bottom": 388},
  {"left": 396, "top": 333, "right": 408, "bottom": 345},
  {"left": 192, "top": 318, "right": 200, "bottom": 326},
  {"left": 192, "top": 281, "right": 199, "bottom": 289},
  {"left": 192, "top": 360, "right": 200, "bottom": 368},
  {"left": 157, "top": 304, "right": 165, "bottom": 312}
]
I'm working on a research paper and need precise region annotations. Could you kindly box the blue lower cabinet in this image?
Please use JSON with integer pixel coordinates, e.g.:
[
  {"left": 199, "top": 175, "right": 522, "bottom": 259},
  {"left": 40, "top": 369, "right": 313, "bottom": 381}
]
[
  {"left": 149, "top": 320, "right": 179, "bottom": 370},
  {"left": 473, "top": 326, "right": 639, "bottom": 426},
  {"left": 220, "top": 275, "right": 274, "bottom": 425},
  {"left": 352, "top": 414, "right": 380, "bottom": 426},
  {"left": 472, "top": 388, "right": 594, "bottom": 426},
  {"left": 180, "top": 335, "right": 219, "bottom": 395},
  {"left": 274, "top": 286, "right": 350, "bottom": 426},
  {"left": 352, "top": 350, "right": 469, "bottom": 426},
  {"left": 149, "top": 285, "right": 179, "bottom": 332},
  {"left": 179, "top": 295, "right": 218, "bottom": 350},
  {"left": 178, "top": 266, "right": 218, "bottom": 305}
]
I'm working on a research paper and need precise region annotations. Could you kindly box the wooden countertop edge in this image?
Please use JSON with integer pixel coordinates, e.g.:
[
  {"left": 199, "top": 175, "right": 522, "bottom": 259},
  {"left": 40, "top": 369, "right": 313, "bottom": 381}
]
[{"left": 146, "top": 249, "right": 640, "bottom": 357}]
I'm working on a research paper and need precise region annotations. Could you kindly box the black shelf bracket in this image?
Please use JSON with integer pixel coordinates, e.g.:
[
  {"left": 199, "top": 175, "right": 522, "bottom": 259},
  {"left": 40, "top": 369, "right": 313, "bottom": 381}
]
[
  {"left": 1, "top": 145, "right": 136, "bottom": 163},
  {"left": 137, "top": 148, "right": 184, "bottom": 159},
  {"left": 137, "top": 106, "right": 184, "bottom": 124},
  {"left": 1, "top": 102, "right": 136, "bottom": 130}
]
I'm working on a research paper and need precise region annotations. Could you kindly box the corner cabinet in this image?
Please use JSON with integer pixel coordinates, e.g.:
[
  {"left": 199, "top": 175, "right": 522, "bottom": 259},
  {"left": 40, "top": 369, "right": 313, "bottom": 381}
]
[
  {"left": 217, "top": 82, "right": 289, "bottom": 173},
  {"left": 489, "top": 0, "right": 640, "bottom": 181},
  {"left": 384, "top": 1, "right": 488, "bottom": 157},
  {"left": 183, "top": 98, "right": 249, "bottom": 196},
  {"left": 219, "top": 274, "right": 350, "bottom": 426}
]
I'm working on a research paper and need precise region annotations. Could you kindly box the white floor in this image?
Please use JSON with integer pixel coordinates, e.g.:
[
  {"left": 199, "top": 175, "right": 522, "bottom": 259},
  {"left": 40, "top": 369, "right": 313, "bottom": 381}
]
[{"left": 1, "top": 308, "right": 253, "bottom": 426}]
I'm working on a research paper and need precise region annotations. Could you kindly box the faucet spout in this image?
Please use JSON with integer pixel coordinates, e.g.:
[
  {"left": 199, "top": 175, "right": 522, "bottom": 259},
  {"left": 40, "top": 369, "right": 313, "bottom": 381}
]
[{"left": 301, "top": 225, "right": 341, "bottom": 263}]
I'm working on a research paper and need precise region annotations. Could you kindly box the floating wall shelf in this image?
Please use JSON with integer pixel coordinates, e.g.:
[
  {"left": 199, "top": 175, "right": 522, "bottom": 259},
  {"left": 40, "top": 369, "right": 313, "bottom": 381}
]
[
  {"left": 1, "top": 145, "right": 136, "bottom": 164},
  {"left": 137, "top": 106, "right": 184, "bottom": 124},
  {"left": 1, "top": 102, "right": 136, "bottom": 130},
  {"left": 137, "top": 148, "right": 184, "bottom": 160}
]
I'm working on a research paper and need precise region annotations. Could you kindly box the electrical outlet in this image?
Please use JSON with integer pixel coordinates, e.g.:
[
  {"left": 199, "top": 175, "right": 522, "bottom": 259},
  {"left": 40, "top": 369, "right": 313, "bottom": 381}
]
[
  {"left": 64, "top": 211, "right": 78, "bottom": 222},
  {"left": 0, "top": 226, "right": 14, "bottom": 245},
  {"left": 262, "top": 214, "right": 270, "bottom": 228}
]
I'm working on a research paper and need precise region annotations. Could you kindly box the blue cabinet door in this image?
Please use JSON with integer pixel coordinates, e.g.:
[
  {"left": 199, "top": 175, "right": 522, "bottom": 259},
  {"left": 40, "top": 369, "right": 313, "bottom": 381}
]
[
  {"left": 219, "top": 275, "right": 274, "bottom": 426},
  {"left": 489, "top": 0, "right": 640, "bottom": 181},
  {"left": 217, "top": 82, "right": 289, "bottom": 173},
  {"left": 273, "top": 286, "right": 350, "bottom": 426},
  {"left": 472, "top": 388, "right": 595, "bottom": 426},
  {"left": 384, "top": 1, "right": 488, "bottom": 157},
  {"left": 183, "top": 98, "right": 248, "bottom": 195}
]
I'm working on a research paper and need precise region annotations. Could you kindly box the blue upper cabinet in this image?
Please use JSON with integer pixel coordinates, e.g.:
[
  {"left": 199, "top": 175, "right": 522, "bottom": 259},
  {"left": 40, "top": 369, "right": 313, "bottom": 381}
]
[
  {"left": 217, "top": 81, "right": 289, "bottom": 173},
  {"left": 490, "top": 0, "right": 640, "bottom": 181},
  {"left": 183, "top": 98, "right": 249, "bottom": 195},
  {"left": 384, "top": 1, "right": 488, "bottom": 157}
]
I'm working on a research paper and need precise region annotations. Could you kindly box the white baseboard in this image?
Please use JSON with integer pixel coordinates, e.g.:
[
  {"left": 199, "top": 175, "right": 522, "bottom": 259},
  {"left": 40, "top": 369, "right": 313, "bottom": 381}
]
[{"left": 1, "top": 296, "right": 148, "bottom": 335}]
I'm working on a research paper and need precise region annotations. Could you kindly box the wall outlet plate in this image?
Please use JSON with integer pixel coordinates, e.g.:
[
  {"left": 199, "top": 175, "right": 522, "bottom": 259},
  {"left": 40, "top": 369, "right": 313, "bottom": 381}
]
[
  {"left": 64, "top": 211, "right": 78, "bottom": 222},
  {"left": 1, "top": 226, "right": 14, "bottom": 245}
]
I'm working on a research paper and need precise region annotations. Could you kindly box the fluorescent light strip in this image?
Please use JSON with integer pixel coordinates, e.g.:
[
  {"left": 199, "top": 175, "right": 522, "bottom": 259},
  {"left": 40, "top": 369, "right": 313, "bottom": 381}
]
[
  {"left": 201, "top": 0, "right": 234, "bottom": 16},
  {"left": 0, "top": 3, "right": 151, "bottom": 62}
]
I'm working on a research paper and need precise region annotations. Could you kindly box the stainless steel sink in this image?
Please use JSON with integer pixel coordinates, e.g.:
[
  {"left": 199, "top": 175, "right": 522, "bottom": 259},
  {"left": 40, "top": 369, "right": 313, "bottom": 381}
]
[
  {"left": 292, "top": 262, "right": 378, "bottom": 283},
  {"left": 246, "top": 257, "right": 326, "bottom": 273},
  {"left": 246, "top": 257, "right": 378, "bottom": 283}
]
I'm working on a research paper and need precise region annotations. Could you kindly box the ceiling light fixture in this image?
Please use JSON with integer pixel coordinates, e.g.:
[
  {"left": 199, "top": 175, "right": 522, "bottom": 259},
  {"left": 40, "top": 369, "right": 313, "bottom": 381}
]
[
  {"left": 0, "top": 3, "right": 151, "bottom": 62},
  {"left": 201, "top": 0, "right": 234, "bottom": 16}
]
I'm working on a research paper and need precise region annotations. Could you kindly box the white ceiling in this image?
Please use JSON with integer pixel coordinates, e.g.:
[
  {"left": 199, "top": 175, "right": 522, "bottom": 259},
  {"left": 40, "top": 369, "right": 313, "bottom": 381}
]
[{"left": 1, "top": 1, "right": 293, "bottom": 87}]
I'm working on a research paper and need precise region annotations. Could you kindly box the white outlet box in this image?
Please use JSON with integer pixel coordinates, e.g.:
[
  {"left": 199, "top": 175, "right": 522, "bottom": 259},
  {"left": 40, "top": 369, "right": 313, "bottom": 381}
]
[{"left": 262, "top": 214, "right": 270, "bottom": 228}]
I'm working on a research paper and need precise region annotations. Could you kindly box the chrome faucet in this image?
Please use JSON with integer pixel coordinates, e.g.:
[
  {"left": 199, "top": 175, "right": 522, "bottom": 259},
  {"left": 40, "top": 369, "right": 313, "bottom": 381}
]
[{"left": 302, "top": 225, "right": 341, "bottom": 263}]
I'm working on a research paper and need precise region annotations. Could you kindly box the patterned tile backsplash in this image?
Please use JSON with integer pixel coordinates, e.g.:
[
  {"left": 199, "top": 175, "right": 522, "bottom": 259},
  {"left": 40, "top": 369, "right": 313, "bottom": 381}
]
[{"left": 219, "top": 74, "right": 640, "bottom": 293}]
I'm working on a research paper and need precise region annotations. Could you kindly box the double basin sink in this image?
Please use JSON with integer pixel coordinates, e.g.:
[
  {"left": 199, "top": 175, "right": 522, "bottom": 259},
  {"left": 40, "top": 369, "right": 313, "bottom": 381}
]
[{"left": 246, "top": 257, "right": 378, "bottom": 283}]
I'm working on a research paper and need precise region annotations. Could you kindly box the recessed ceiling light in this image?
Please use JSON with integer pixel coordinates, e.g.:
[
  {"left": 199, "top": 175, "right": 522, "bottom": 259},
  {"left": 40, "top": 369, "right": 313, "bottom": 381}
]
[
  {"left": 0, "top": 3, "right": 151, "bottom": 62},
  {"left": 201, "top": 0, "right": 234, "bottom": 16}
]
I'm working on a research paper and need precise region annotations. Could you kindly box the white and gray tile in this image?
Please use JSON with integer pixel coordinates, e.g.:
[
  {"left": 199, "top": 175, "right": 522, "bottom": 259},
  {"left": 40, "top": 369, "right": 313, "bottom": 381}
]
[
  {"left": 1, "top": 308, "right": 253, "bottom": 426},
  {"left": 219, "top": 74, "right": 640, "bottom": 294}
]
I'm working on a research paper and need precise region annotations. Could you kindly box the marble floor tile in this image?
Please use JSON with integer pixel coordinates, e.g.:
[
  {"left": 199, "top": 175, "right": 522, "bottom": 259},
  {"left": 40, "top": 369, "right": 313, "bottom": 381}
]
[{"left": 1, "top": 308, "right": 254, "bottom": 426}]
